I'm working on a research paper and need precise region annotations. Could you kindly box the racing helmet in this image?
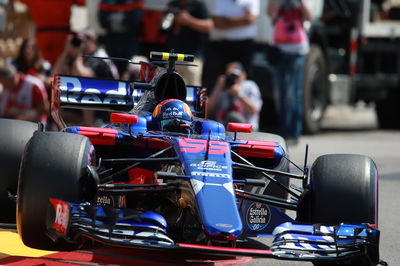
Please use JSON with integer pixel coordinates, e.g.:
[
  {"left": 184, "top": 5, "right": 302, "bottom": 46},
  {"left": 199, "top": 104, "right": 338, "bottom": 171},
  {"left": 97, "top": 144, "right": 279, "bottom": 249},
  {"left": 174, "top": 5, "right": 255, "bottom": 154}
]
[{"left": 152, "top": 99, "right": 193, "bottom": 132}]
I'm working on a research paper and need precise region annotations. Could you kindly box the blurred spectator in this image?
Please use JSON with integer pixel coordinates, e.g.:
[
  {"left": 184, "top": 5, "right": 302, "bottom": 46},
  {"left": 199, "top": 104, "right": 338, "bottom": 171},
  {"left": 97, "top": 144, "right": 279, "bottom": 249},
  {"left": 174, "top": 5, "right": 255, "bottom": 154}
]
[
  {"left": 138, "top": 8, "right": 168, "bottom": 56},
  {"left": 16, "top": 0, "right": 85, "bottom": 65},
  {"left": 79, "top": 28, "right": 119, "bottom": 79},
  {"left": 52, "top": 33, "right": 93, "bottom": 77},
  {"left": 207, "top": 61, "right": 262, "bottom": 131},
  {"left": 211, "top": 0, "right": 260, "bottom": 73},
  {"left": 163, "top": 0, "right": 214, "bottom": 86},
  {"left": 121, "top": 55, "right": 147, "bottom": 81},
  {"left": 267, "top": 0, "right": 312, "bottom": 143},
  {"left": 98, "top": 0, "right": 144, "bottom": 76},
  {"left": 0, "top": 0, "right": 10, "bottom": 32},
  {"left": 52, "top": 30, "right": 119, "bottom": 126},
  {"left": 12, "top": 37, "right": 51, "bottom": 86},
  {"left": 0, "top": 65, "right": 49, "bottom": 123},
  {"left": 52, "top": 29, "right": 118, "bottom": 79}
]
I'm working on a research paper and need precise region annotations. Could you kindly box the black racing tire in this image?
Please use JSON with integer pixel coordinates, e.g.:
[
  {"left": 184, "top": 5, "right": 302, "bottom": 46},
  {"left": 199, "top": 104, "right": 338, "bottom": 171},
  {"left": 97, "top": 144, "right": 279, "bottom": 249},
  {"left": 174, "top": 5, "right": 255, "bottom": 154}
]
[
  {"left": 297, "top": 154, "right": 379, "bottom": 266},
  {"left": 0, "top": 119, "right": 38, "bottom": 223},
  {"left": 17, "top": 132, "right": 95, "bottom": 250},
  {"left": 298, "top": 154, "right": 377, "bottom": 225},
  {"left": 233, "top": 132, "right": 289, "bottom": 200},
  {"left": 303, "top": 45, "right": 329, "bottom": 134}
]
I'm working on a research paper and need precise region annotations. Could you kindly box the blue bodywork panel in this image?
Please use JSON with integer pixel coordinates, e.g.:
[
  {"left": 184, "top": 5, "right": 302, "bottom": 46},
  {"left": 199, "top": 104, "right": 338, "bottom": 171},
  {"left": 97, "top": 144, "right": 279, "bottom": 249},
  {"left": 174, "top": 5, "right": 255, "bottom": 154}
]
[{"left": 171, "top": 137, "right": 242, "bottom": 239}]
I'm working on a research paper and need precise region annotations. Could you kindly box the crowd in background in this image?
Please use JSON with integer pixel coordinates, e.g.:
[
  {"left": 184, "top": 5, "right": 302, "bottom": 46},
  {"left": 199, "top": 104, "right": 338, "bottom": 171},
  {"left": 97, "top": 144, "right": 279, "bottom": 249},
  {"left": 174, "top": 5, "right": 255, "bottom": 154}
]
[{"left": 0, "top": 0, "right": 313, "bottom": 144}]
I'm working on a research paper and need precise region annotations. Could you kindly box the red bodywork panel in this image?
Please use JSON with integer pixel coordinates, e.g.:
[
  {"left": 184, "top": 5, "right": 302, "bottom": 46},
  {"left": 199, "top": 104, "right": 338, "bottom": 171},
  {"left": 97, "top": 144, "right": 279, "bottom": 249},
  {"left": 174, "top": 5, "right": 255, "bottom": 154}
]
[
  {"left": 237, "top": 140, "right": 277, "bottom": 159},
  {"left": 110, "top": 113, "right": 138, "bottom": 124},
  {"left": 77, "top": 127, "right": 171, "bottom": 150},
  {"left": 76, "top": 127, "right": 278, "bottom": 159},
  {"left": 78, "top": 127, "right": 118, "bottom": 146}
]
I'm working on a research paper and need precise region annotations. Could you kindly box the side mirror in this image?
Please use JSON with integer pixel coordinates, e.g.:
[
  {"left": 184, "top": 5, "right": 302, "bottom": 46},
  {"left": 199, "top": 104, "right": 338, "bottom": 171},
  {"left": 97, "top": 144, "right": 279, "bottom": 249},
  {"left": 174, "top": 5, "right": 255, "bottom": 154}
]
[
  {"left": 110, "top": 113, "right": 138, "bottom": 125},
  {"left": 227, "top": 123, "right": 252, "bottom": 133}
]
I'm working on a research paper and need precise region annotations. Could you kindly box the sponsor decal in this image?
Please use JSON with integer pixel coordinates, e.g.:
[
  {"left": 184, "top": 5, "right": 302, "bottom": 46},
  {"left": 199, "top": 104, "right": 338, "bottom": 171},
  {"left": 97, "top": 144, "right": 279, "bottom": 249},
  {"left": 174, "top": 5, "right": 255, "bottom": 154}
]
[
  {"left": 179, "top": 139, "right": 229, "bottom": 155},
  {"left": 50, "top": 199, "right": 70, "bottom": 236},
  {"left": 190, "top": 160, "right": 228, "bottom": 172},
  {"left": 162, "top": 110, "right": 183, "bottom": 119},
  {"left": 191, "top": 172, "right": 231, "bottom": 178},
  {"left": 97, "top": 195, "right": 115, "bottom": 206},
  {"left": 58, "top": 76, "right": 138, "bottom": 105},
  {"left": 246, "top": 203, "right": 271, "bottom": 231}
]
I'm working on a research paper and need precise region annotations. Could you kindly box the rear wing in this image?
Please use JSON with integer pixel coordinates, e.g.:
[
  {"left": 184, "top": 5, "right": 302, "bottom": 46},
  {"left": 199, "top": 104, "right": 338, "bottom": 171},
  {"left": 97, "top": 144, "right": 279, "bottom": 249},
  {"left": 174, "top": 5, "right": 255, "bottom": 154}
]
[{"left": 51, "top": 75, "right": 204, "bottom": 128}]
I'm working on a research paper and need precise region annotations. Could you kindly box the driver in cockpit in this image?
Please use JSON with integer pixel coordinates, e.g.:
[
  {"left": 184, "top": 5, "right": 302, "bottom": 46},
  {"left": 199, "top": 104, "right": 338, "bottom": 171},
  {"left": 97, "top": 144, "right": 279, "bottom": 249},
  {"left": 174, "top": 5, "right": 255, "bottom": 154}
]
[{"left": 151, "top": 99, "right": 194, "bottom": 134}]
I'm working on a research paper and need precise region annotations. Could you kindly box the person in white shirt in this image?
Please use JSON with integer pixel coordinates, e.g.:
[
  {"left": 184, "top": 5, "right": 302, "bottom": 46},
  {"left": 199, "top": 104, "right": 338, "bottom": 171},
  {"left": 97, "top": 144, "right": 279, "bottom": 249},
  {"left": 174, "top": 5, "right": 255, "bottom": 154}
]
[{"left": 201, "top": 0, "right": 260, "bottom": 95}]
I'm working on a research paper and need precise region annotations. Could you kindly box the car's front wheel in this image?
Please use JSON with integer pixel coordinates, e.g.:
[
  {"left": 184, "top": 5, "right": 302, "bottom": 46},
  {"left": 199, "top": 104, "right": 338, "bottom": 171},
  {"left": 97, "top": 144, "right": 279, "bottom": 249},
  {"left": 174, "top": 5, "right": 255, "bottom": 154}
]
[
  {"left": 17, "top": 131, "right": 95, "bottom": 250},
  {"left": 297, "top": 154, "right": 379, "bottom": 265}
]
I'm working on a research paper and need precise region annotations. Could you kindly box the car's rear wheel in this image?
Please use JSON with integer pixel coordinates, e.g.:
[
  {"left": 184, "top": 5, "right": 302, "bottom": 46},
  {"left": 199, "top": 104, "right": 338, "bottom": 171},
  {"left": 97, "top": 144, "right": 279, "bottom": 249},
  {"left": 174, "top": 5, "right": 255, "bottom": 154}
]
[
  {"left": 17, "top": 132, "right": 95, "bottom": 250},
  {"left": 0, "top": 119, "right": 38, "bottom": 223},
  {"left": 297, "top": 154, "right": 379, "bottom": 265}
]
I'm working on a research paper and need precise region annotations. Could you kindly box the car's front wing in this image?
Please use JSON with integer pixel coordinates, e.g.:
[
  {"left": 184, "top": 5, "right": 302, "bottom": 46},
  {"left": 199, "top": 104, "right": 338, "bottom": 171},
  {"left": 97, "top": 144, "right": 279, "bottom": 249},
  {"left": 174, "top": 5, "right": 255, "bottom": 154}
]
[{"left": 46, "top": 199, "right": 379, "bottom": 263}]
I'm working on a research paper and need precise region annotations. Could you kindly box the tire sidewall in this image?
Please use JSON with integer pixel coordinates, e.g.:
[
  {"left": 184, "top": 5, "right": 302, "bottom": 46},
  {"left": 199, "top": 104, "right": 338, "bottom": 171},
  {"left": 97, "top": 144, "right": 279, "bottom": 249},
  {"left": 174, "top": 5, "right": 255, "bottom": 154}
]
[
  {"left": 0, "top": 119, "right": 37, "bottom": 223},
  {"left": 17, "top": 131, "right": 94, "bottom": 250},
  {"left": 299, "top": 154, "right": 377, "bottom": 225}
]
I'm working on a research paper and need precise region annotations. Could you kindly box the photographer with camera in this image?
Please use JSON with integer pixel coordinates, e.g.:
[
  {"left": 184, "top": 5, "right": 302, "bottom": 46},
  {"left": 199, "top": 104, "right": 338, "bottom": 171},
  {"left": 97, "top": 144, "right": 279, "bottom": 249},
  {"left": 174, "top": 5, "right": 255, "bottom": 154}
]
[
  {"left": 207, "top": 62, "right": 262, "bottom": 131},
  {"left": 52, "top": 32, "right": 93, "bottom": 77},
  {"left": 162, "top": 0, "right": 214, "bottom": 86},
  {"left": 52, "top": 29, "right": 118, "bottom": 79},
  {"left": 52, "top": 29, "right": 118, "bottom": 126},
  {"left": 267, "top": 0, "right": 312, "bottom": 144}
]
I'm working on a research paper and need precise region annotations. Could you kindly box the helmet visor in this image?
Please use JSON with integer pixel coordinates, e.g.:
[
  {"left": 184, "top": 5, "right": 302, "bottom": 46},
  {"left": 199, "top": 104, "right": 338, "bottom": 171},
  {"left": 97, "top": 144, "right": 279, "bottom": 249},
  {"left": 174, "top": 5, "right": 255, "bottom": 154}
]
[{"left": 161, "top": 119, "right": 191, "bottom": 131}]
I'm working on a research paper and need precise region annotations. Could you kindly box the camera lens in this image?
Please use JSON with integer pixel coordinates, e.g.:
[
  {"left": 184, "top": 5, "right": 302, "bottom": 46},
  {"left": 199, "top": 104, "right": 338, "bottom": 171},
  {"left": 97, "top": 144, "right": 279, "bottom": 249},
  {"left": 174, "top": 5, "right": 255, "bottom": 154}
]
[
  {"left": 71, "top": 37, "right": 82, "bottom": 47},
  {"left": 70, "top": 33, "right": 85, "bottom": 47},
  {"left": 225, "top": 73, "right": 238, "bottom": 88}
]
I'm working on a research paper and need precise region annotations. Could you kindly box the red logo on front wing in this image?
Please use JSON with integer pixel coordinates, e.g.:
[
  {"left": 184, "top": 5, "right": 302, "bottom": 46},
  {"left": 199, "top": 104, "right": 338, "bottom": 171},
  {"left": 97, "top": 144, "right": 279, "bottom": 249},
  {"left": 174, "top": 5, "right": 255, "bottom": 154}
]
[
  {"left": 50, "top": 199, "right": 71, "bottom": 236},
  {"left": 178, "top": 139, "right": 228, "bottom": 155}
]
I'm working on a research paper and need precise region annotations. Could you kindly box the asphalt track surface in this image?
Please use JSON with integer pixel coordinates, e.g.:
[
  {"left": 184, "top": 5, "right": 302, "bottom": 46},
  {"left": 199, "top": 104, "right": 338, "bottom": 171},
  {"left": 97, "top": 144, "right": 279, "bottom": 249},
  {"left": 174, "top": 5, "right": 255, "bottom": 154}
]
[
  {"left": 0, "top": 105, "right": 398, "bottom": 265},
  {"left": 0, "top": 229, "right": 254, "bottom": 265}
]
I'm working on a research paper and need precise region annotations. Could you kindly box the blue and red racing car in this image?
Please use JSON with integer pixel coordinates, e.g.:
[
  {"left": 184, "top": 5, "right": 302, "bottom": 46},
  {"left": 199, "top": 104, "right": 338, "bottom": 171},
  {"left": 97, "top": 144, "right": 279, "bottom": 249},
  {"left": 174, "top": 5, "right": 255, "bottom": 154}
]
[{"left": 0, "top": 52, "right": 381, "bottom": 265}]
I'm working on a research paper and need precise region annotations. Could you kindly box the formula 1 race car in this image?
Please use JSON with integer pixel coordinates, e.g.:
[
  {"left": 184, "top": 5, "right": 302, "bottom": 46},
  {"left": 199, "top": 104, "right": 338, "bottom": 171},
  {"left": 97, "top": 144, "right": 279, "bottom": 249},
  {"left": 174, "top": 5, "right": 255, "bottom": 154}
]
[{"left": 0, "top": 52, "right": 381, "bottom": 265}]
